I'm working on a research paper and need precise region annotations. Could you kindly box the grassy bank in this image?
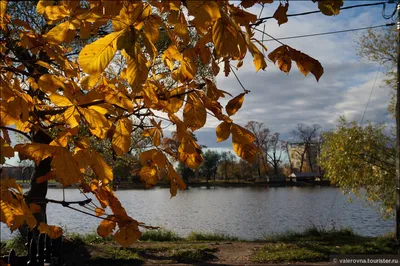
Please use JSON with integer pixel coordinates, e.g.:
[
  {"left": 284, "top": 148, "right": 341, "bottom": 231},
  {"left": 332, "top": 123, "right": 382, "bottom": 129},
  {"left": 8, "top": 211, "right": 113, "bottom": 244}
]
[{"left": 1, "top": 228, "right": 398, "bottom": 265}]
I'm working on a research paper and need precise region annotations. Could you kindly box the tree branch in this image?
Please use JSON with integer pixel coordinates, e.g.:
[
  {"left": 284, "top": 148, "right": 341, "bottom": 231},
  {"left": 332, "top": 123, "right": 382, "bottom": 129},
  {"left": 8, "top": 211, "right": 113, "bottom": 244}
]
[{"left": 0, "top": 126, "right": 32, "bottom": 141}]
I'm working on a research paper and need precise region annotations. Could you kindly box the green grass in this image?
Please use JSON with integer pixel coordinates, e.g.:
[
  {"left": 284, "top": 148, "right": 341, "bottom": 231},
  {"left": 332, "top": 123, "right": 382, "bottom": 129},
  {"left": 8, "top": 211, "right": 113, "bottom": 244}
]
[
  {"left": 139, "top": 229, "right": 183, "bottom": 242},
  {"left": 67, "top": 232, "right": 113, "bottom": 244},
  {"left": 186, "top": 231, "right": 240, "bottom": 242},
  {"left": 172, "top": 247, "right": 217, "bottom": 263},
  {"left": 253, "top": 228, "right": 398, "bottom": 263},
  {"left": 92, "top": 245, "right": 143, "bottom": 261},
  {"left": 0, "top": 233, "right": 26, "bottom": 256}
]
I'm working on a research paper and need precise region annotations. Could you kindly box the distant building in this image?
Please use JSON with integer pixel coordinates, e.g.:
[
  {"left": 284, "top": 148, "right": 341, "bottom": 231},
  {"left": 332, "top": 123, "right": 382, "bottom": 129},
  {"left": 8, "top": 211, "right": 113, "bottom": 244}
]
[
  {"left": 287, "top": 142, "right": 320, "bottom": 174},
  {"left": 1, "top": 166, "right": 33, "bottom": 182},
  {"left": 289, "top": 172, "right": 321, "bottom": 182}
]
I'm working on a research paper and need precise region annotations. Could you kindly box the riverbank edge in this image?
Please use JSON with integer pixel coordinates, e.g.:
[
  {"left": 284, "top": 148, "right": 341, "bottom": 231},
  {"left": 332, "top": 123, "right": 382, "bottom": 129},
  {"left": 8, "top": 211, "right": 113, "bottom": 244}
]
[
  {"left": 1, "top": 228, "right": 398, "bottom": 265},
  {"left": 16, "top": 180, "right": 332, "bottom": 189}
]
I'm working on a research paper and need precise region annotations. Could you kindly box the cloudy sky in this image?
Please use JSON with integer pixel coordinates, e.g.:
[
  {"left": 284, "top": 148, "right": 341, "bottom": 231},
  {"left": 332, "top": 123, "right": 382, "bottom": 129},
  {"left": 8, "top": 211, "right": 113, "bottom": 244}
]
[
  {"left": 4, "top": 1, "right": 396, "bottom": 166},
  {"left": 192, "top": 0, "right": 396, "bottom": 150}
]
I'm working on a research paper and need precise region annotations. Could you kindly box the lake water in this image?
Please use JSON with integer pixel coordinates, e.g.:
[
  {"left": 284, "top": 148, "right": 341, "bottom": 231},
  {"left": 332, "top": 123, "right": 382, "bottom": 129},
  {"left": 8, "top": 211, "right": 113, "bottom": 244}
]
[{"left": 0, "top": 186, "right": 394, "bottom": 241}]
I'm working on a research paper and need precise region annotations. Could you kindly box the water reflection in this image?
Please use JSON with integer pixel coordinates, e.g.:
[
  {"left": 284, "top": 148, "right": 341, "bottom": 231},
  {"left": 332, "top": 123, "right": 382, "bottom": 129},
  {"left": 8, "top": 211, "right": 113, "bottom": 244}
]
[{"left": 0, "top": 187, "right": 394, "bottom": 241}]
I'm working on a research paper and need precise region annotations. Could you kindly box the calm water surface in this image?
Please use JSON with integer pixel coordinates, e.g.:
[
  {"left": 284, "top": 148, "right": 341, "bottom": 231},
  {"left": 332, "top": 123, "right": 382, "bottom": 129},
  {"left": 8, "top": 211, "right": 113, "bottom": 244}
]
[{"left": 0, "top": 187, "right": 394, "bottom": 241}]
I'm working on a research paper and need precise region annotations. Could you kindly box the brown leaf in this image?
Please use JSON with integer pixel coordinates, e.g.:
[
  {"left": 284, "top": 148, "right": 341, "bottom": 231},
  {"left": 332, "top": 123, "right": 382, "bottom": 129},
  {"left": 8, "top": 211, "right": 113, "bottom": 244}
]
[
  {"left": 97, "top": 217, "right": 116, "bottom": 238},
  {"left": 226, "top": 93, "right": 245, "bottom": 116},
  {"left": 316, "top": 0, "right": 343, "bottom": 16},
  {"left": 273, "top": 2, "right": 289, "bottom": 25},
  {"left": 216, "top": 121, "right": 231, "bottom": 142}
]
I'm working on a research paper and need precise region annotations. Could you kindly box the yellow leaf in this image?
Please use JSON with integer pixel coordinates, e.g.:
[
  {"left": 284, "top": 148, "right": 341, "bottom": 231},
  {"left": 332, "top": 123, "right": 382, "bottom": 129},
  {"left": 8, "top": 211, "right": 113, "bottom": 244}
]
[
  {"left": 51, "top": 147, "right": 82, "bottom": 187},
  {"left": 78, "top": 31, "right": 123, "bottom": 75},
  {"left": 95, "top": 207, "right": 105, "bottom": 217},
  {"left": 44, "top": 21, "right": 71, "bottom": 44},
  {"left": 113, "top": 220, "right": 141, "bottom": 247},
  {"left": 142, "top": 128, "right": 162, "bottom": 147},
  {"left": 186, "top": 1, "right": 221, "bottom": 34},
  {"left": 183, "top": 94, "right": 206, "bottom": 131},
  {"left": 97, "top": 218, "right": 116, "bottom": 238},
  {"left": 49, "top": 93, "right": 72, "bottom": 107},
  {"left": 212, "top": 16, "right": 246, "bottom": 59},
  {"left": 317, "top": 0, "right": 343, "bottom": 16},
  {"left": 139, "top": 165, "right": 159, "bottom": 187},
  {"left": 253, "top": 52, "right": 267, "bottom": 72},
  {"left": 78, "top": 107, "right": 110, "bottom": 139},
  {"left": 216, "top": 121, "right": 231, "bottom": 142},
  {"left": 163, "top": 85, "right": 185, "bottom": 113},
  {"left": 125, "top": 51, "right": 149, "bottom": 92},
  {"left": 64, "top": 106, "right": 80, "bottom": 129},
  {"left": 38, "top": 222, "right": 63, "bottom": 239},
  {"left": 273, "top": 2, "right": 289, "bottom": 25},
  {"left": 112, "top": 118, "right": 132, "bottom": 156},
  {"left": 231, "top": 124, "right": 255, "bottom": 144},
  {"left": 38, "top": 74, "right": 65, "bottom": 93},
  {"left": 90, "top": 151, "right": 114, "bottom": 185},
  {"left": 15, "top": 143, "right": 55, "bottom": 165},
  {"left": 166, "top": 164, "right": 186, "bottom": 198},
  {"left": 226, "top": 93, "right": 245, "bottom": 116},
  {"left": 233, "top": 142, "right": 258, "bottom": 164}
]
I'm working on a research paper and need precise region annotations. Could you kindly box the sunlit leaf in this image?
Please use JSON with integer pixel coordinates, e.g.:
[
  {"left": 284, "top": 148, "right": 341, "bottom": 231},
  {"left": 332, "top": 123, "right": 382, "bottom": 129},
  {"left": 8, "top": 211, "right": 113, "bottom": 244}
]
[
  {"left": 78, "top": 31, "right": 123, "bottom": 75},
  {"left": 216, "top": 121, "right": 231, "bottom": 142},
  {"left": 112, "top": 118, "right": 132, "bottom": 156},
  {"left": 226, "top": 93, "right": 245, "bottom": 117},
  {"left": 38, "top": 222, "right": 63, "bottom": 239}
]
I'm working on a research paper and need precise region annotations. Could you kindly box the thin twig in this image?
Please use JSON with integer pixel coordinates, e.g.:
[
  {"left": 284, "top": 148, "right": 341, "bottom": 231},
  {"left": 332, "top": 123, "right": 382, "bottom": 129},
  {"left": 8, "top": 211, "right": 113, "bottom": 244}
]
[{"left": 0, "top": 126, "right": 32, "bottom": 141}]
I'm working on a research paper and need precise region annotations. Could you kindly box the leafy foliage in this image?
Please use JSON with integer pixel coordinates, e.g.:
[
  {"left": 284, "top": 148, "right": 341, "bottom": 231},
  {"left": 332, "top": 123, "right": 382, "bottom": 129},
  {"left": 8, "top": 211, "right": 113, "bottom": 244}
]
[
  {"left": 0, "top": 0, "right": 332, "bottom": 246},
  {"left": 319, "top": 117, "right": 395, "bottom": 215}
]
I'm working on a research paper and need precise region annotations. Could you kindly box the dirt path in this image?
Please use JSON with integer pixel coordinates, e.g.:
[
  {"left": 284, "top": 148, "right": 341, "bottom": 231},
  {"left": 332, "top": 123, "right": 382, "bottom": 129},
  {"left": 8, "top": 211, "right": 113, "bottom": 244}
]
[{"left": 210, "top": 242, "right": 264, "bottom": 264}]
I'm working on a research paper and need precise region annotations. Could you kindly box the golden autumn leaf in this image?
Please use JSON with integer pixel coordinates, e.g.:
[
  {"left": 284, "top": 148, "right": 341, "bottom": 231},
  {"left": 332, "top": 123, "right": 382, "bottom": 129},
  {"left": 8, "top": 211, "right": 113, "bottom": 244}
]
[
  {"left": 212, "top": 16, "right": 246, "bottom": 59},
  {"left": 290, "top": 48, "right": 324, "bottom": 81},
  {"left": 183, "top": 94, "right": 206, "bottom": 131},
  {"left": 78, "top": 31, "right": 123, "bottom": 75},
  {"left": 273, "top": 2, "right": 289, "bottom": 25},
  {"left": 97, "top": 218, "right": 116, "bottom": 238},
  {"left": 64, "top": 106, "right": 80, "bottom": 129},
  {"left": 124, "top": 48, "right": 149, "bottom": 92},
  {"left": 186, "top": 0, "right": 221, "bottom": 34},
  {"left": 15, "top": 143, "right": 55, "bottom": 165},
  {"left": 113, "top": 220, "right": 141, "bottom": 247},
  {"left": 95, "top": 207, "right": 105, "bottom": 217},
  {"left": 38, "top": 222, "right": 63, "bottom": 239},
  {"left": 167, "top": 164, "right": 186, "bottom": 198},
  {"left": 44, "top": 21, "right": 72, "bottom": 44},
  {"left": 231, "top": 123, "right": 255, "bottom": 144},
  {"left": 268, "top": 45, "right": 323, "bottom": 80},
  {"left": 112, "top": 118, "right": 132, "bottom": 156},
  {"left": 233, "top": 142, "right": 258, "bottom": 163},
  {"left": 38, "top": 74, "right": 65, "bottom": 93},
  {"left": 316, "top": 0, "right": 343, "bottom": 16},
  {"left": 139, "top": 165, "right": 159, "bottom": 187},
  {"left": 49, "top": 93, "right": 72, "bottom": 107},
  {"left": 142, "top": 128, "right": 162, "bottom": 147},
  {"left": 216, "top": 121, "right": 231, "bottom": 142},
  {"left": 226, "top": 93, "right": 245, "bottom": 117},
  {"left": 268, "top": 45, "right": 292, "bottom": 74},
  {"left": 88, "top": 150, "right": 114, "bottom": 185},
  {"left": 78, "top": 107, "right": 110, "bottom": 139},
  {"left": 51, "top": 147, "right": 82, "bottom": 187}
]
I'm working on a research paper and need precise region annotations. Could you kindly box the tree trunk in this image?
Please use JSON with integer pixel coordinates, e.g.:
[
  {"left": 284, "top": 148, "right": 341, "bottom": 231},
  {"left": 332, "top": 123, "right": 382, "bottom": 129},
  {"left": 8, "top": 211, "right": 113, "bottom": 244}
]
[{"left": 21, "top": 130, "right": 53, "bottom": 239}]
